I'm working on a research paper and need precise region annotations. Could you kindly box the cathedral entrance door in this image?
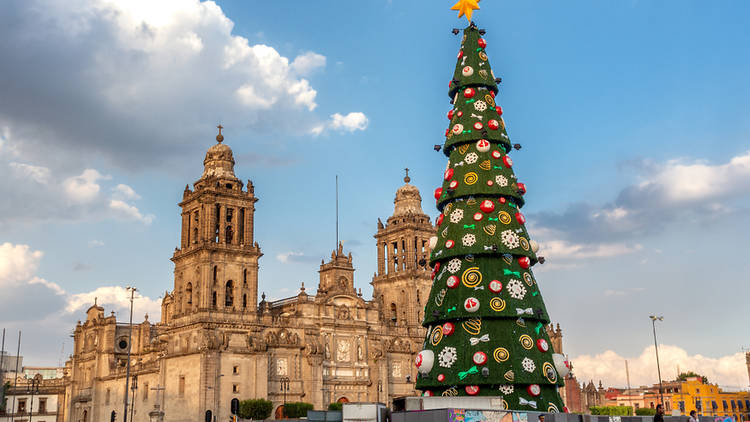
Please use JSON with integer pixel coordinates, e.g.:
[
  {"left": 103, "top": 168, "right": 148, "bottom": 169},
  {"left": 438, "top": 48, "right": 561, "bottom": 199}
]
[
  {"left": 337, "top": 397, "right": 349, "bottom": 403},
  {"left": 275, "top": 405, "right": 285, "bottom": 420}
]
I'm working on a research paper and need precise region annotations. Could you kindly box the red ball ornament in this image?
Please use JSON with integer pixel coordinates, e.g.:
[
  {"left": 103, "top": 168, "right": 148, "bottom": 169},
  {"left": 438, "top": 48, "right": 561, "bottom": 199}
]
[
  {"left": 436, "top": 214, "right": 444, "bottom": 226},
  {"left": 444, "top": 128, "right": 450, "bottom": 137},
  {"left": 463, "top": 87, "right": 475, "bottom": 98},
  {"left": 564, "top": 407, "right": 570, "bottom": 413},
  {"left": 503, "top": 155, "right": 513, "bottom": 168},
  {"left": 464, "top": 297, "right": 480, "bottom": 312},
  {"left": 537, "top": 339, "right": 549, "bottom": 352},
  {"left": 434, "top": 187, "right": 443, "bottom": 200},
  {"left": 518, "top": 256, "right": 531, "bottom": 269},
  {"left": 491, "top": 150, "right": 502, "bottom": 159},
  {"left": 515, "top": 212, "right": 526, "bottom": 224},
  {"left": 478, "top": 38, "right": 487, "bottom": 48},
  {"left": 496, "top": 106, "right": 503, "bottom": 116},
  {"left": 465, "top": 385, "right": 480, "bottom": 396},
  {"left": 444, "top": 168, "right": 454, "bottom": 181},
  {"left": 517, "top": 182, "right": 527, "bottom": 195},
  {"left": 473, "top": 212, "right": 483, "bottom": 221},
  {"left": 473, "top": 121, "right": 483, "bottom": 131},
  {"left": 423, "top": 390, "right": 434, "bottom": 397},
  {"left": 457, "top": 111, "right": 463, "bottom": 117},
  {"left": 447, "top": 109, "right": 454, "bottom": 120},
  {"left": 415, "top": 354, "right": 423, "bottom": 367},
  {"left": 476, "top": 139, "right": 491, "bottom": 152},
  {"left": 498, "top": 197, "right": 507, "bottom": 204},
  {"left": 457, "top": 50, "right": 464, "bottom": 59},
  {"left": 449, "top": 180, "right": 459, "bottom": 190},
  {"left": 486, "top": 180, "right": 494, "bottom": 186},
  {"left": 443, "top": 322, "right": 455, "bottom": 336},
  {"left": 527, "top": 384, "right": 541, "bottom": 397},
  {"left": 480, "top": 200, "right": 495, "bottom": 213},
  {"left": 437, "top": 374, "right": 446, "bottom": 382},
  {"left": 490, "top": 91, "right": 496, "bottom": 98},
  {"left": 431, "top": 262, "right": 440, "bottom": 280},
  {"left": 488, "top": 280, "right": 503, "bottom": 293},
  {"left": 445, "top": 239, "right": 455, "bottom": 249},
  {"left": 473, "top": 351, "right": 488, "bottom": 365},
  {"left": 446, "top": 275, "right": 460, "bottom": 289},
  {"left": 487, "top": 119, "right": 500, "bottom": 130}
]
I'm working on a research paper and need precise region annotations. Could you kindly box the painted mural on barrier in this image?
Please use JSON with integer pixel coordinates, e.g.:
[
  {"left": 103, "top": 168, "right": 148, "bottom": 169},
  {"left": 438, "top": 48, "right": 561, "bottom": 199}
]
[{"left": 449, "top": 409, "right": 527, "bottom": 422}]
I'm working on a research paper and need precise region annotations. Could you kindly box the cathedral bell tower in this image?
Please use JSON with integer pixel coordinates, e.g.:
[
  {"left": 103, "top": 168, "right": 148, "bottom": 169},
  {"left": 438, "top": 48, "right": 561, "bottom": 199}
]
[
  {"left": 167, "top": 126, "right": 262, "bottom": 320},
  {"left": 371, "top": 170, "right": 435, "bottom": 327}
]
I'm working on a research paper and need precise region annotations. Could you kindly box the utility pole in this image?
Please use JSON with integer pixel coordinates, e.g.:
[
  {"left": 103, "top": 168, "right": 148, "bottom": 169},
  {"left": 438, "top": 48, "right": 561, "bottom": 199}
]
[
  {"left": 649, "top": 315, "right": 665, "bottom": 406},
  {"left": 123, "top": 287, "right": 137, "bottom": 422},
  {"left": 10, "top": 331, "right": 21, "bottom": 417},
  {"left": 626, "top": 360, "right": 633, "bottom": 415}
]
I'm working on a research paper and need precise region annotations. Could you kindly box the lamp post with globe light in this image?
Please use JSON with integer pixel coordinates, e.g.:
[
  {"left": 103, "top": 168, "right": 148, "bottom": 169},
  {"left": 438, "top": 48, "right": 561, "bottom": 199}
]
[{"left": 650, "top": 315, "right": 664, "bottom": 406}]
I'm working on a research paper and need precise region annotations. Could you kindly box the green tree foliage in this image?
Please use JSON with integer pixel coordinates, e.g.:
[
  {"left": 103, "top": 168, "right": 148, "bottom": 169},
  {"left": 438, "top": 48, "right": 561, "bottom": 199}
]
[
  {"left": 636, "top": 408, "right": 658, "bottom": 416},
  {"left": 0, "top": 382, "right": 8, "bottom": 411},
  {"left": 238, "top": 399, "right": 273, "bottom": 420},
  {"left": 589, "top": 406, "right": 633, "bottom": 416},
  {"left": 284, "top": 402, "right": 314, "bottom": 418},
  {"left": 328, "top": 402, "right": 343, "bottom": 411},
  {"left": 677, "top": 371, "right": 709, "bottom": 384}
]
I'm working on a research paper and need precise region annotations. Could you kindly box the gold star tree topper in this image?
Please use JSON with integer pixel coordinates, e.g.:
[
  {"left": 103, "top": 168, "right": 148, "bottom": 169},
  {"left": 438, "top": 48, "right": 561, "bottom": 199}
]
[{"left": 451, "top": 0, "right": 480, "bottom": 22}]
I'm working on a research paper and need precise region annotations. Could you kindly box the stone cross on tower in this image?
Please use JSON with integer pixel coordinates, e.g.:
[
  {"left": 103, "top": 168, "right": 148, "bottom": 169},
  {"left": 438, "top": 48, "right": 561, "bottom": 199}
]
[
  {"left": 216, "top": 124, "right": 224, "bottom": 143},
  {"left": 404, "top": 168, "right": 410, "bottom": 183}
]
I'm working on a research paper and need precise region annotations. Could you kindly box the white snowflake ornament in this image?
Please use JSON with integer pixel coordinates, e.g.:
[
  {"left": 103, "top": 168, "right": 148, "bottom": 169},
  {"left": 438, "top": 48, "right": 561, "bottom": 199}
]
[
  {"left": 465, "top": 152, "right": 478, "bottom": 164},
  {"left": 522, "top": 357, "right": 536, "bottom": 373},
  {"left": 474, "top": 100, "right": 487, "bottom": 112},
  {"left": 507, "top": 279, "right": 527, "bottom": 300},
  {"left": 500, "top": 229, "right": 520, "bottom": 249},
  {"left": 495, "top": 175, "right": 508, "bottom": 187},
  {"left": 450, "top": 209, "right": 464, "bottom": 223},
  {"left": 498, "top": 385, "right": 514, "bottom": 395},
  {"left": 446, "top": 258, "right": 462, "bottom": 274},
  {"left": 462, "top": 233, "right": 476, "bottom": 247},
  {"left": 438, "top": 347, "right": 458, "bottom": 368}
]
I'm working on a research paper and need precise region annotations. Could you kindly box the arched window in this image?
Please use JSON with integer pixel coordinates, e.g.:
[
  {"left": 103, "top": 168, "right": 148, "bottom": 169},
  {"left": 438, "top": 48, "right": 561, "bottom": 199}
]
[
  {"left": 192, "top": 227, "right": 198, "bottom": 244},
  {"left": 213, "top": 266, "right": 217, "bottom": 284},
  {"left": 186, "top": 283, "right": 193, "bottom": 305},
  {"left": 225, "top": 280, "right": 234, "bottom": 307},
  {"left": 243, "top": 294, "right": 247, "bottom": 309},
  {"left": 390, "top": 303, "right": 397, "bottom": 322},
  {"left": 212, "top": 291, "right": 217, "bottom": 308},
  {"left": 243, "top": 269, "right": 247, "bottom": 285}
]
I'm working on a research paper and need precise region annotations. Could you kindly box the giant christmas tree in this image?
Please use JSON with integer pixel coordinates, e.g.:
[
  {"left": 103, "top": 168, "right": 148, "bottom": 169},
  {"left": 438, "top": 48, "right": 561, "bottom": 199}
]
[{"left": 414, "top": 4, "right": 569, "bottom": 412}]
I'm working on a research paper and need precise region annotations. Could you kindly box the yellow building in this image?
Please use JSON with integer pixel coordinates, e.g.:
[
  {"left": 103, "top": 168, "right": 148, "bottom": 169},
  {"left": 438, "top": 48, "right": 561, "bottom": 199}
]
[{"left": 671, "top": 377, "right": 750, "bottom": 421}]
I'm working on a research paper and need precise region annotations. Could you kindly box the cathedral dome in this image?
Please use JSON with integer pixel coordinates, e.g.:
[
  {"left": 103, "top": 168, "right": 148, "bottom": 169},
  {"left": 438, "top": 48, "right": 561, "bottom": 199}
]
[
  {"left": 393, "top": 170, "right": 424, "bottom": 216},
  {"left": 200, "top": 126, "right": 238, "bottom": 181}
]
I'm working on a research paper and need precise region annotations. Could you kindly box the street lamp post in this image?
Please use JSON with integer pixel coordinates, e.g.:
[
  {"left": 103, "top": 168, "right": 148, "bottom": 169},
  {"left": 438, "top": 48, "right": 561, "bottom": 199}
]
[
  {"left": 649, "top": 315, "right": 665, "bottom": 406},
  {"left": 123, "top": 286, "right": 137, "bottom": 422},
  {"left": 27, "top": 375, "right": 41, "bottom": 422},
  {"left": 280, "top": 377, "right": 290, "bottom": 418},
  {"left": 130, "top": 375, "right": 138, "bottom": 422}
]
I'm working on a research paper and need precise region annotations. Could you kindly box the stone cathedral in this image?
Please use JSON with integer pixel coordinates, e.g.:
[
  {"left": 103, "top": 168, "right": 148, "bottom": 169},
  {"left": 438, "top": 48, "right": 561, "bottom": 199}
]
[{"left": 62, "top": 131, "right": 436, "bottom": 421}]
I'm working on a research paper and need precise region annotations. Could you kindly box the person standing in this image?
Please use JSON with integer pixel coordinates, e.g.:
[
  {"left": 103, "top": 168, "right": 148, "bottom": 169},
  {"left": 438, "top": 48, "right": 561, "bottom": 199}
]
[
  {"left": 654, "top": 404, "right": 665, "bottom": 422},
  {"left": 688, "top": 410, "right": 698, "bottom": 422}
]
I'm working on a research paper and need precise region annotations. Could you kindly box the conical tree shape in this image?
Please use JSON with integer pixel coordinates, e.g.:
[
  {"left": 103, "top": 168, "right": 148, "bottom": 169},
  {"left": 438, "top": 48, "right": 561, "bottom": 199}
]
[{"left": 414, "top": 23, "right": 566, "bottom": 412}]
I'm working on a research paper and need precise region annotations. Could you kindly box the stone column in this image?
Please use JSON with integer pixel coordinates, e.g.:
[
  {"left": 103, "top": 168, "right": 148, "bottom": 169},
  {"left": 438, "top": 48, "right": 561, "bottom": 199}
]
[{"left": 376, "top": 241, "right": 385, "bottom": 276}]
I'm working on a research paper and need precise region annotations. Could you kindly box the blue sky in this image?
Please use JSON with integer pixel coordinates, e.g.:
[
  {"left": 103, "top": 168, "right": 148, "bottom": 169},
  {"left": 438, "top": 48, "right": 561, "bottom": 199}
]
[{"left": 1, "top": 0, "right": 749, "bottom": 388}]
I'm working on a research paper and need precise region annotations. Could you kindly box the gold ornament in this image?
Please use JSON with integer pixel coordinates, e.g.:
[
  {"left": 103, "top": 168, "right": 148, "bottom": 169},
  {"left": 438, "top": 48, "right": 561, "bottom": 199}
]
[
  {"left": 465, "top": 254, "right": 475, "bottom": 262},
  {"left": 485, "top": 94, "right": 495, "bottom": 107},
  {"left": 430, "top": 325, "right": 444, "bottom": 346},
  {"left": 493, "top": 347, "right": 510, "bottom": 362},
  {"left": 490, "top": 297, "right": 506, "bottom": 312},
  {"left": 520, "top": 334, "right": 534, "bottom": 349},
  {"left": 523, "top": 272, "right": 534, "bottom": 286},
  {"left": 504, "top": 370, "right": 515, "bottom": 382},
  {"left": 435, "top": 288, "right": 447, "bottom": 306},
  {"left": 451, "top": 0, "right": 480, "bottom": 22},
  {"left": 479, "top": 159, "right": 491, "bottom": 170},
  {"left": 503, "top": 255, "right": 513, "bottom": 265},
  {"left": 479, "top": 51, "right": 488, "bottom": 61},
  {"left": 483, "top": 224, "right": 496, "bottom": 236},
  {"left": 462, "top": 318, "right": 482, "bottom": 335},
  {"left": 543, "top": 362, "right": 557, "bottom": 383},
  {"left": 464, "top": 172, "right": 478, "bottom": 185},
  {"left": 479, "top": 69, "right": 488, "bottom": 80},
  {"left": 458, "top": 144, "right": 470, "bottom": 154},
  {"left": 519, "top": 237, "right": 530, "bottom": 251},
  {"left": 498, "top": 211, "right": 512, "bottom": 225},
  {"left": 461, "top": 267, "right": 482, "bottom": 287},
  {"left": 443, "top": 387, "right": 459, "bottom": 397},
  {"left": 466, "top": 197, "right": 477, "bottom": 205}
]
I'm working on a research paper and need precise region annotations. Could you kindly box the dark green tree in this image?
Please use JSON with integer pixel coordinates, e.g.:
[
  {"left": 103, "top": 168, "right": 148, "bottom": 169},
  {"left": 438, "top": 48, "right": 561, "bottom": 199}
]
[
  {"left": 677, "top": 371, "right": 709, "bottom": 384},
  {"left": 414, "top": 23, "right": 567, "bottom": 412},
  {"left": 238, "top": 398, "right": 273, "bottom": 420}
]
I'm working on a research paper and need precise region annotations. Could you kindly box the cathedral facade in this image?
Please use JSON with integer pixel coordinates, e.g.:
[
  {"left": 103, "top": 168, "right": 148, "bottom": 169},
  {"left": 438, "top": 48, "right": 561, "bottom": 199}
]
[{"left": 62, "top": 132, "right": 436, "bottom": 421}]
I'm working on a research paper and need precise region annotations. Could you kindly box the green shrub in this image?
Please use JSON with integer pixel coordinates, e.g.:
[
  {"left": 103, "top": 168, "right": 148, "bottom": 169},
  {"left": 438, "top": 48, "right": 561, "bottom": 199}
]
[
  {"left": 328, "top": 402, "right": 343, "bottom": 411},
  {"left": 589, "top": 406, "right": 633, "bottom": 416},
  {"left": 239, "top": 398, "right": 273, "bottom": 420},
  {"left": 636, "top": 408, "right": 657, "bottom": 416},
  {"left": 284, "top": 402, "right": 314, "bottom": 418}
]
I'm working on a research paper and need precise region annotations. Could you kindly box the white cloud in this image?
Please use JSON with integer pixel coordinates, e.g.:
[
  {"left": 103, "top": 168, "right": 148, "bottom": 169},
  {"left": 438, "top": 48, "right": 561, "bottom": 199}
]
[
  {"left": 109, "top": 199, "right": 154, "bottom": 224},
  {"left": 66, "top": 286, "right": 161, "bottom": 319},
  {"left": 276, "top": 251, "right": 304, "bottom": 263},
  {"left": 311, "top": 112, "right": 369, "bottom": 136},
  {"left": 0, "top": 0, "right": 329, "bottom": 171},
  {"left": 603, "top": 287, "right": 646, "bottom": 297},
  {"left": 290, "top": 52, "right": 326, "bottom": 76},
  {"left": 62, "top": 169, "right": 109, "bottom": 203},
  {"left": 88, "top": 240, "right": 105, "bottom": 247},
  {"left": 9, "top": 162, "right": 51, "bottom": 184},
  {"left": 539, "top": 240, "right": 642, "bottom": 260},
  {"left": 112, "top": 183, "right": 141, "bottom": 200},
  {"left": 0, "top": 242, "right": 44, "bottom": 283},
  {"left": 571, "top": 345, "right": 749, "bottom": 390}
]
